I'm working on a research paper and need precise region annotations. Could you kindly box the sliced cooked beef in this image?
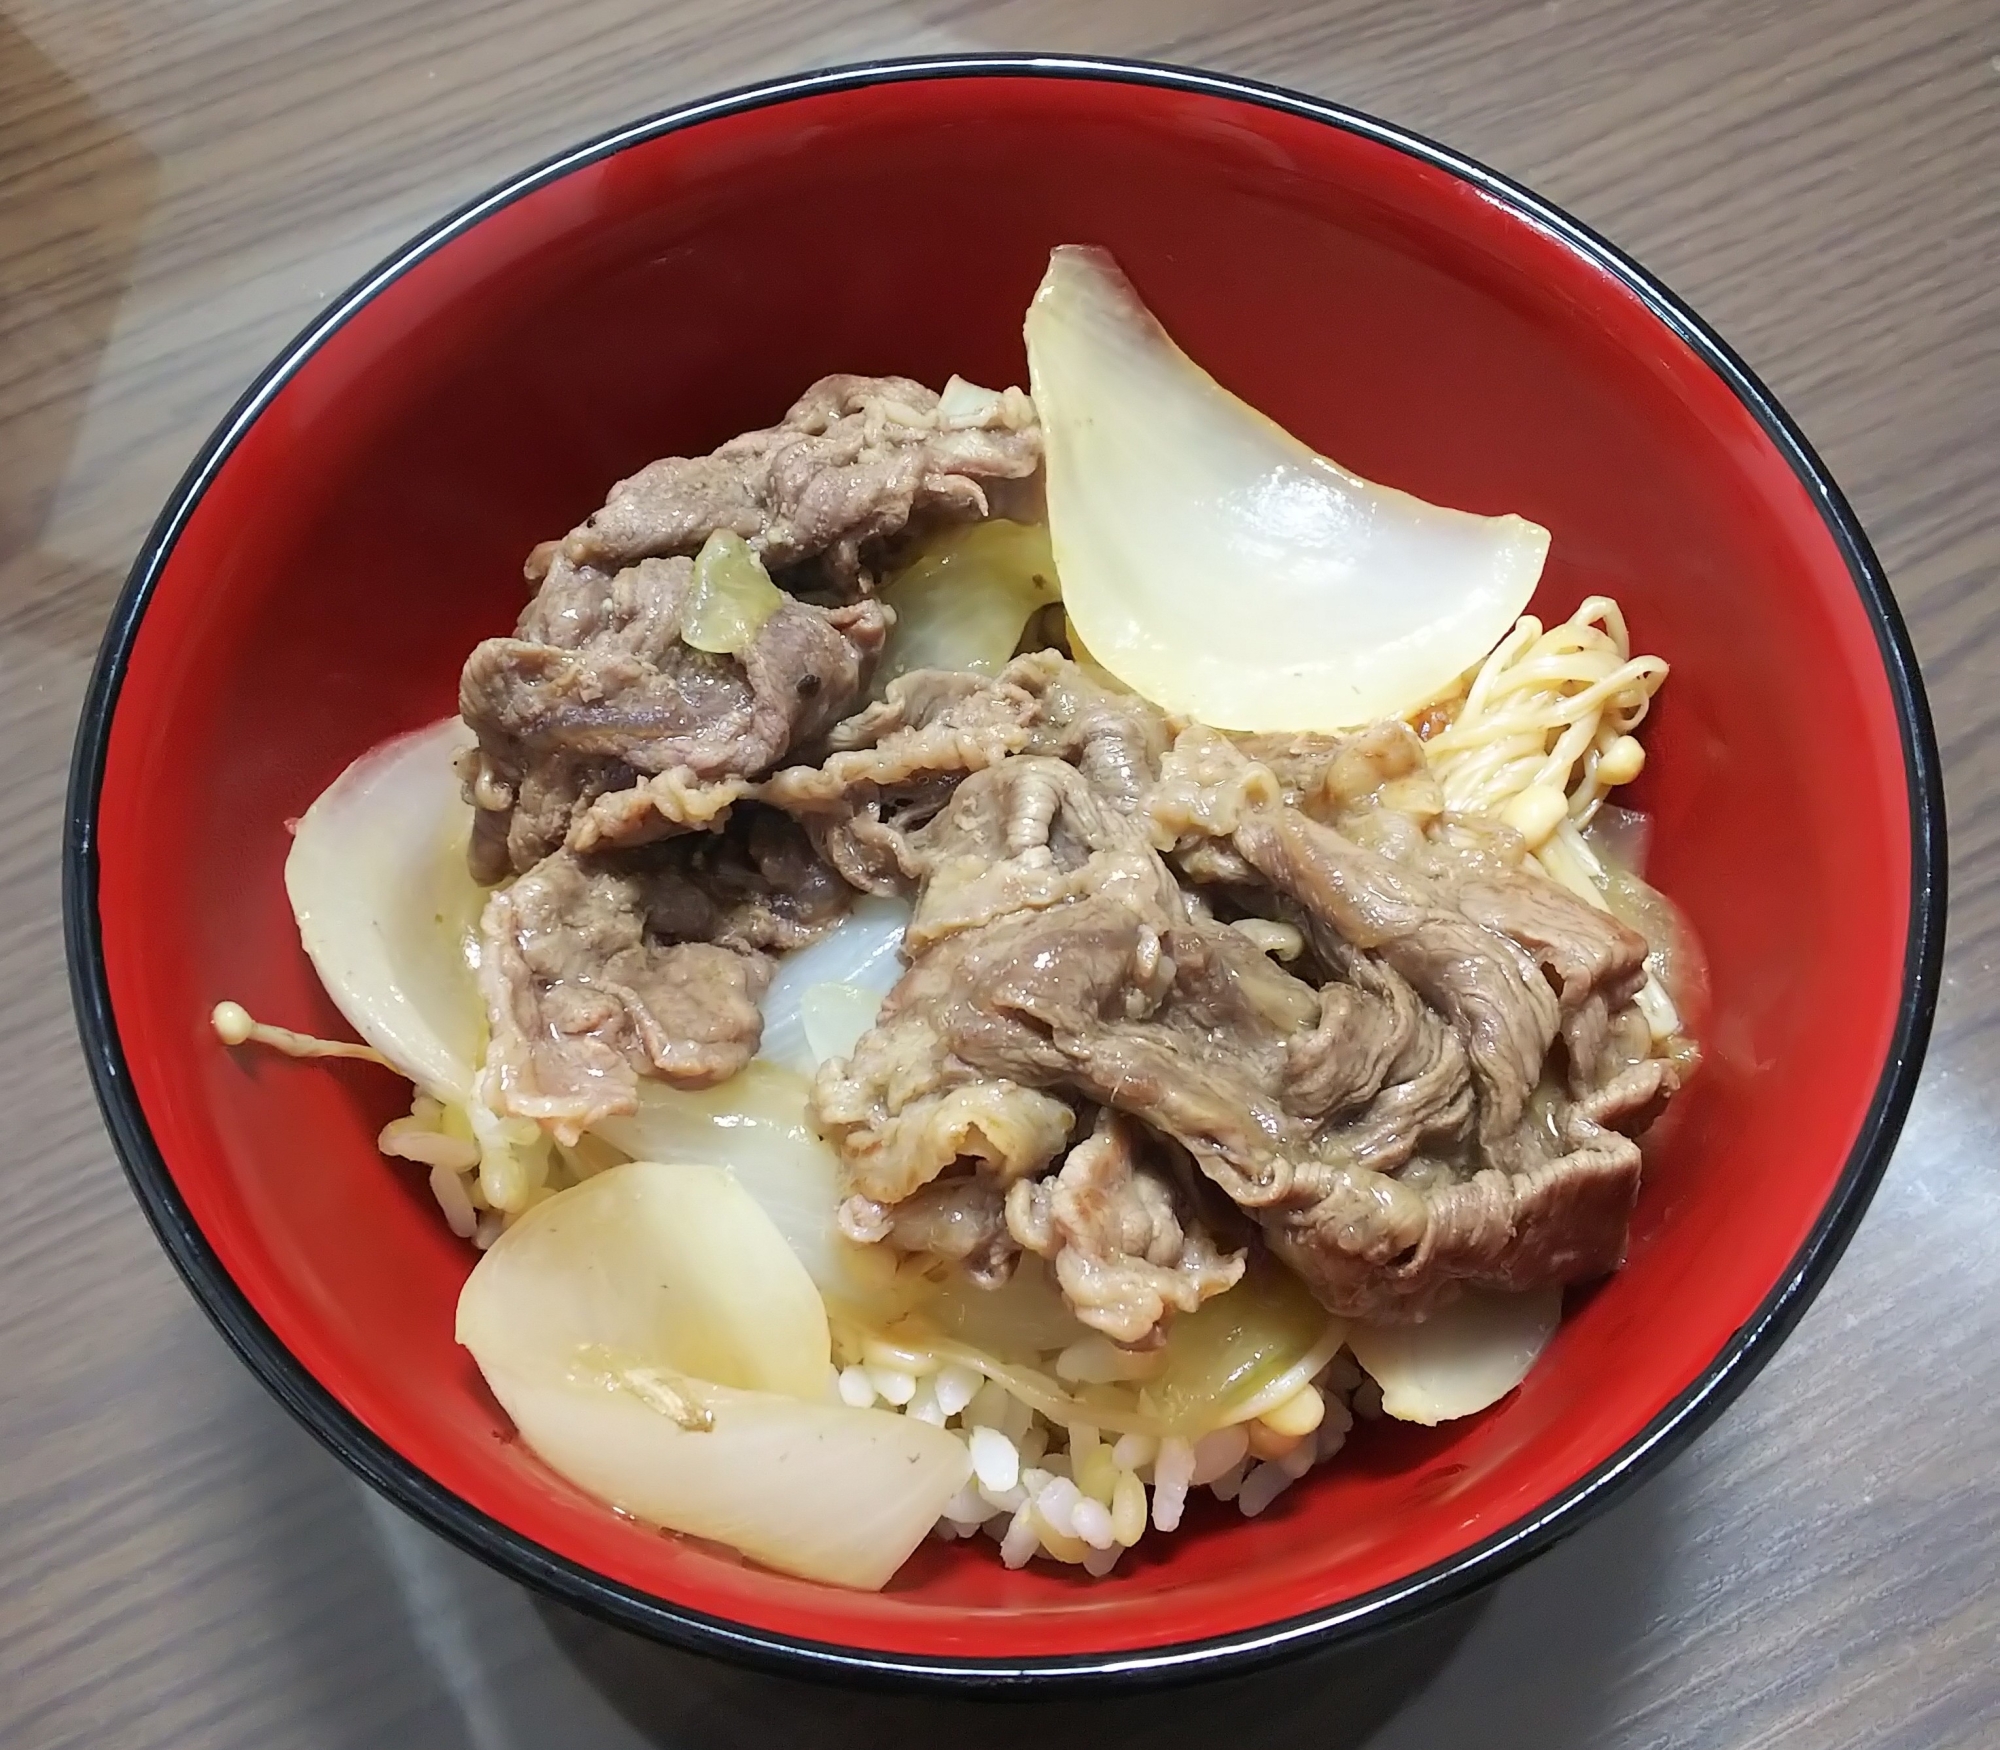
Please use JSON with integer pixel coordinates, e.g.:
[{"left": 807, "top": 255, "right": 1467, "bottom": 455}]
[
  {"left": 478, "top": 851, "right": 771, "bottom": 1141},
  {"left": 812, "top": 1027, "right": 1078, "bottom": 1206},
  {"left": 1233, "top": 720, "right": 1446, "bottom": 825},
  {"left": 559, "top": 374, "right": 1041, "bottom": 594},
  {"left": 1004, "top": 1110, "right": 1245, "bottom": 1344},
  {"left": 898, "top": 755, "right": 1186, "bottom": 955},
  {"left": 1454, "top": 871, "right": 1649, "bottom": 1016},
  {"left": 1145, "top": 727, "right": 1680, "bottom": 1314},
  {"left": 817, "top": 714, "right": 1684, "bottom": 1325},
  {"left": 812, "top": 885, "right": 1310, "bottom": 1211},
  {"left": 1003, "top": 650, "right": 1172, "bottom": 815},
  {"left": 1271, "top": 1114, "right": 1643, "bottom": 1320},
  {"left": 462, "top": 371, "right": 1037, "bottom": 877},
  {"left": 1283, "top": 944, "right": 1466, "bottom": 1130},
  {"left": 838, "top": 1174, "right": 1018, "bottom": 1285},
  {"left": 454, "top": 377, "right": 1688, "bottom": 1333},
  {"left": 1231, "top": 806, "right": 1559, "bottom": 1147},
  {"left": 460, "top": 553, "right": 888, "bottom": 878},
  {"left": 630, "top": 805, "right": 853, "bottom": 954},
  {"left": 566, "top": 770, "right": 752, "bottom": 858},
  {"left": 759, "top": 668, "right": 1036, "bottom": 892}
]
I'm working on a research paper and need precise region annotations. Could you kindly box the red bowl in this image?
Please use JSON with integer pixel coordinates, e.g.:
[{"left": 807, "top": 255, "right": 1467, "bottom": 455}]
[{"left": 65, "top": 57, "right": 1944, "bottom": 1689}]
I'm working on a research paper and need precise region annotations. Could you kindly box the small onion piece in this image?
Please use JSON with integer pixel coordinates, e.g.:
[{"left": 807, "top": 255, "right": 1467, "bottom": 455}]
[
  {"left": 591, "top": 1063, "right": 908, "bottom": 1318},
  {"left": 800, "top": 983, "right": 893, "bottom": 1072},
  {"left": 876, "top": 518, "right": 1060, "bottom": 688},
  {"left": 284, "top": 716, "right": 488, "bottom": 1101},
  {"left": 862, "top": 1253, "right": 1343, "bottom": 1439},
  {"left": 458, "top": 1162, "right": 970, "bottom": 1590},
  {"left": 924, "top": 1254, "right": 1098, "bottom": 1358},
  {"left": 1347, "top": 1286, "right": 1563, "bottom": 1425},
  {"left": 1026, "top": 246, "right": 1550, "bottom": 732},
  {"left": 682, "top": 530, "right": 785, "bottom": 654},
  {"left": 1139, "top": 1255, "right": 1346, "bottom": 1434},
  {"left": 757, "top": 895, "right": 912, "bottom": 1079}
]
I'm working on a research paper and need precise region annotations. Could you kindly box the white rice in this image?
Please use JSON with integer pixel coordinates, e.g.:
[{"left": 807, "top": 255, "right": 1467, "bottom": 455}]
[
  {"left": 828, "top": 1324, "right": 1370, "bottom": 1576},
  {"left": 391, "top": 1081, "right": 1377, "bottom": 1580}
]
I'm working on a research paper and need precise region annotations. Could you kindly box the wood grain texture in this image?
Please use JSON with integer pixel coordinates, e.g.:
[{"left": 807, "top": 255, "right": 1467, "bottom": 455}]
[{"left": 1, "top": 2, "right": 1994, "bottom": 1745}]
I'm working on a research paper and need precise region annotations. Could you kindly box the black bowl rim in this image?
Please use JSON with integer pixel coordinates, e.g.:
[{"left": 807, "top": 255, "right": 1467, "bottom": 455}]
[{"left": 63, "top": 51, "right": 1946, "bottom": 1694}]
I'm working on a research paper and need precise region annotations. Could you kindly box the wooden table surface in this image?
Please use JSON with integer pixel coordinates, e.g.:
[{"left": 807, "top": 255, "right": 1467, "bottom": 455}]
[{"left": 4, "top": 2, "right": 1995, "bottom": 1745}]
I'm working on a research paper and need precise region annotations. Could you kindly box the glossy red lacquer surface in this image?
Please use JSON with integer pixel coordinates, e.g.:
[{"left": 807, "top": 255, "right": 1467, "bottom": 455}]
[{"left": 93, "top": 73, "right": 1913, "bottom": 1661}]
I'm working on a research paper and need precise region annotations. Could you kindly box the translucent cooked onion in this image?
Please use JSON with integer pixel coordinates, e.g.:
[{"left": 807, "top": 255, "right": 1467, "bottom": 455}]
[
  {"left": 458, "top": 1162, "right": 969, "bottom": 1589},
  {"left": 460, "top": 1161, "right": 832, "bottom": 1399},
  {"left": 616, "top": 898, "right": 912, "bottom": 1306},
  {"left": 682, "top": 530, "right": 785, "bottom": 654},
  {"left": 1347, "top": 1286, "right": 1562, "bottom": 1425},
  {"left": 475, "top": 1364, "right": 969, "bottom": 1590},
  {"left": 284, "top": 716, "right": 487, "bottom": 1101},
  {"left": 1581, "top": 801, "right": 1653, "bottom": 876},
  {"left": 876, "top": 518, "right": 1060, "bottom": 687},
  {"left": 591, "top": 1063, "right": 908, "bottom": 1317},
  {"left": 925, "top": 1255, "right": 1100, "bottom": 1358},
  {"left": 1137, "top": 1256, "right": 1346, "bottom": 1434},
  {"left": 800, "top": 983, "right": 888, "bottom": 1069},
  {"left": 863, "top": 1252, "right": 1344, "bottom": 1439},
  {"left": 1025, "top": 246, "right": 1550, "bottom": 731},
  {"left": 756, "top": 895, "right": 911, "bottom": 1078}
]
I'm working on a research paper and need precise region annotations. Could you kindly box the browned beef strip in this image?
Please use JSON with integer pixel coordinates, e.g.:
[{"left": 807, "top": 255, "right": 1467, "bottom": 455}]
[
  {"left": 1003, "top": 650, "right": 1172, "bottom": 816},
  {"left": 757, "top": 668, "right": 1036, "bottom": 892},
  {"left": 629, "top": 805, "right": 852, "bottom": 954},
  {"left": 1234, "top": 720, "right": 1446, "bottom": 824},
  {"left": 859, "top": 873, "right": 1656, "bottom": 1320},
  {"left": 1231, "top": 805, "right": 1561, "bottom": 1148},
  {"left": 816, "top": 715, "right": 1683, "bottom": 1324},
  {"left": 755, "top": 657, "right": 1167, "bottom": 901},
  {"left": 477, "top": 850, "right": 772, "bottom": 1141},
  {"left": 560, "top": 374, "right": 1042, "bottom": 594},
  {"left": 812, "top": 883, "right": 1313, "bottom": 1210},
  {"left": 899, "top": 755, "right": 1188, "bottom": 956},
  {"left": 459, "top": 372, "right": 1035, "bottom": 881},
  {"left": 839, "top": 1174, "right": 1019, "bottom": 1286},
  {"left": 1003, "top": 1110, "right": 1245, "bottom": 1344},
  {"left": 1271, "top": 1114, "right": 1643, "bottom": 1320},
  {"left": 459, "top": 554, "right": 888, "bottom": 878}
]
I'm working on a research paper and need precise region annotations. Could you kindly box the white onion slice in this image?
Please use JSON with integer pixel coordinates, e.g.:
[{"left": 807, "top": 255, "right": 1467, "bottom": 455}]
[
  {"left": 1025, "top": 246, "right": 1551, "bottom": 731},
  {"left": 458, "top": 1160, "right": 828, "bottom": 1400},
  {"left": 284, "top": 716, "right": 486, "bottom": 1101},
  {"left": 591, "top": 1063, "right": 904, "bottom": 1316},
  {"left": 459, "top": 1160, "right": 830, "bottom": 1397},
  {"left": 757, "top": 895, "right": 911, "bottom": 1078},
  {"left": 1347, "top": 1286, "right": 1562, "bottom": 1424},
  {"left": 458, "top": 1162, "right": 969, "bottom": 1589},
  {"left": 475, "top": 1363, "right": 969, "bottom": 1589},
  {"left": 800, "top": 983, "right": 888, "bottom": 1069}
]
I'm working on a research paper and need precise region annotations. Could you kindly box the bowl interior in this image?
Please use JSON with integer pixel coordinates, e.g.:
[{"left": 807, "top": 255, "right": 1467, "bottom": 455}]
[{"left": 90, "top": 70, "right": 1914, "bottom": 1665}]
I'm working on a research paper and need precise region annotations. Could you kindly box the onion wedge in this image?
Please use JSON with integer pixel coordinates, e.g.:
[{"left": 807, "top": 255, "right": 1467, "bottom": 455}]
[
  {"left": 1348, "top": 1286, "right": 1562, "bottom": 1424},
  {"left": 590, "top": 1064, "right": 908, "bottom": 1317},
  {"left": 458, "top": 1161, "right": 971, "bottom": 1589},
  {"left": 284, "top": 716, "right": 486, "bottom": 1101},
  {"left": 1026, "top": 246, "right": 1550, "bottom": 731}
]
